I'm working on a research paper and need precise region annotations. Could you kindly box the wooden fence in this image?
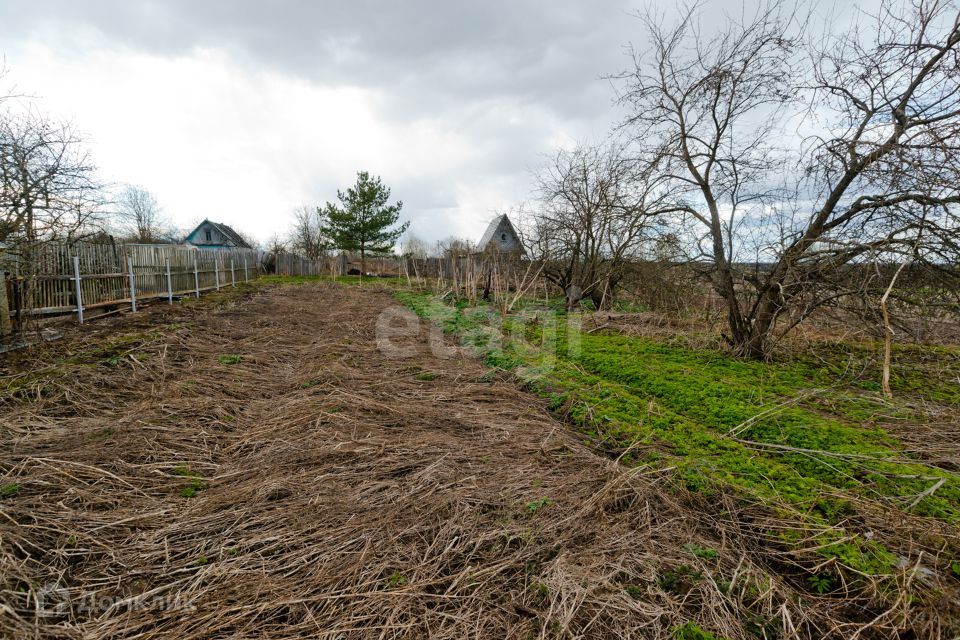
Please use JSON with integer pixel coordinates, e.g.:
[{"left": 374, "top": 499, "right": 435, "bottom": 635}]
[
  {"left": 0, "top": 241, "right": 328, "bottom": 334},
  {"left": 0, "top": 241, "right": 535, "bottom": 337}
]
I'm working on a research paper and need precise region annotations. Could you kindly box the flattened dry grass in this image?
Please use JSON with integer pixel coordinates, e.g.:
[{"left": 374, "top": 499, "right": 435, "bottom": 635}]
[{"left": 0, "top": 281, "right": 956, "bottom": 638}]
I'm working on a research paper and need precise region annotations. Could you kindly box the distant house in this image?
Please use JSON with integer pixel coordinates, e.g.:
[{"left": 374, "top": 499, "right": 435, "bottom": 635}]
[
  {"left": 183, "top": 219, "right": 252, "bottom": 249},
  {"left": 477, "top": 215, "right": 523, "bottom": 254}
]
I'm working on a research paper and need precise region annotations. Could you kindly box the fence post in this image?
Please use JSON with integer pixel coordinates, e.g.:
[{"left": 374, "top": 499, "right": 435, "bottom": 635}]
[
  {"left": 215, "top": 257, "right": 220, "bottom": 290},
  {"left": 243, "top": 257, "right": 249, "bottom": 282},
  {"left": 127, "top": 256, "right": 138, "bottom": 312},
  {"left": 165, "top": 260, "right": 173, "bottom": 304},
  {"left": 72, "top": 256, "right": 84, "bottom": 324},
  {"left": 193, "top": 253, "right": 201, "bottom": 298},
  {"left": 230, "top": 258, "right": 236, "bottom": 287},
  {"left": 0, "top": 270, "right": 12, "bottom": 337}
]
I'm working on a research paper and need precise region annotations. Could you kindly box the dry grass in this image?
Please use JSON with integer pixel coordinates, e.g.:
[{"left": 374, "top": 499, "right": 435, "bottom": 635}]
[{"left": 0, "top": 282, "right": 953, "bottom": 638}]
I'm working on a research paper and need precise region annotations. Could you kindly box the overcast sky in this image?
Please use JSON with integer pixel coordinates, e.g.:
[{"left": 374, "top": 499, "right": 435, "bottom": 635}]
[
  {"left": 0, "top": 1, "right": 650, "bottom": 244},
  {"left": 0, "top": 1, "right": 867, "bottom": 246}
]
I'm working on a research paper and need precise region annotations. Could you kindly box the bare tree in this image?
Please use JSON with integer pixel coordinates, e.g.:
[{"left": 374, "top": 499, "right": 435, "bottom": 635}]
[
  {"left": 288, "top": 205, "right": 327, "bottom": 259},
  {"left": 529, "top": 140, "right": 679, "bottom": 309},
  {"left": 433, "top": 236, "right": 474, "bottom": 258},
  {"left": 115, "top": 185, "right": 169, "bottom": 243},
  {"left": 400, "top": 233, "right": 430, "bottom": 259},
  {"left": 617, "top": 0, "right": 960, "bottom": 358},
  {"left": 0, "top": 110, "right": 102, "bottom": 246}
]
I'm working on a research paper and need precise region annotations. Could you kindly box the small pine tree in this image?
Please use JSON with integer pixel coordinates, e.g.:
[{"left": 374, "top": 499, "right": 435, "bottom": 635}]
[{"left": 320, "top": 172, "right": 409, "bottom": 274}]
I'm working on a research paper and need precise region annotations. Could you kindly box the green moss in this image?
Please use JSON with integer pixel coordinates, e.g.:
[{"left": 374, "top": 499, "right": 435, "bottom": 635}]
[{"left": 0, "top": 483, "right": 19, "bottom": 498}]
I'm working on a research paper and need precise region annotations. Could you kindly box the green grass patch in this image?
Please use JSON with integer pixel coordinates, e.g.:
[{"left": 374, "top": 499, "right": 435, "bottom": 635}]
[{"left": 392, "top": 289, "right": 960, "bottom": 579}]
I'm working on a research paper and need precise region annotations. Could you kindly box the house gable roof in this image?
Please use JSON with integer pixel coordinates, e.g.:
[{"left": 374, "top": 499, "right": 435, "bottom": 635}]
[
  {"left": 184, "top": 219, "right": 252, "bottom": 249},
  {"left": 477, "top": 214, "right": 522, "bottom": 252}
]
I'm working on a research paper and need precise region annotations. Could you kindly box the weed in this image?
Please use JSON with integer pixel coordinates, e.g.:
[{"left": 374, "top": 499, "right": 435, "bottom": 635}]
[
  {"left": 385, "top": 572, "right": 407, "bottom": 589},
  {"left": 624, "top": 585, "right": 643, "bottom": 599},
  {"left": 1, "top": 483, "right": 19, "bottom": 498},
  {"left": 683, "top": 542, "right": 719, "bottom": 560},
  {"left": 526, "top": 497, "right": 551, "bottom": 514},
  {"left": 808, "top": 572, "right": 836, "bottom": 594},
  {"left": 744, "top": 615, "right": 782, "bottom": 639},
  {"left": 171, "top": 464, "right": 197, "bottom": 477},
  {"left": 218, "top": 354, "right": 243, "bottom": 365},
  {"left": 180, "top": 480, "right": 205, "bottom": 498},
  {"left": 173, "top": 466, "right": 206, "bottom": 498},
  {"left": 672, "top": 621, "right": 727, "bottom": 640},
  {"left": 950, "top": 561, "right": 960, "bottom": 579},
  {"left": 192, "top": 556, "right": 209, "bottom": 566},
  {"left": 529, "top": 581, "right": 549, "bottom": 599},
  {"left": 658, "top": 565, "right": 702, "bottom": 594},
  {"left": 548, "top": 393, "right": 567, "bottom": 411},
  {"left": 414, "top": 371, "right": 437, "bottom": 381}
]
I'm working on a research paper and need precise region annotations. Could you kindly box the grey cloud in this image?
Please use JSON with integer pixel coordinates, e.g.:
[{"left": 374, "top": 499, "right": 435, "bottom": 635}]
[{"left": 0, "top": 0, "right": 655, "bottom": 242}]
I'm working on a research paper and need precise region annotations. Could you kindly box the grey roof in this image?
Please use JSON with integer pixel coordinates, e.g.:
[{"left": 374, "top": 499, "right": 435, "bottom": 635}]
[
  {"left": 185, "top": 219, "right": 252, "bottom": 248},
  {"left": 477, "top": 214, "right": 520, "bottom": 251}
]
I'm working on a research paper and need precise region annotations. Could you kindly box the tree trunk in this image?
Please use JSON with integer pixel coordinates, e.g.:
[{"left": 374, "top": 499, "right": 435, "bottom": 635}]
[
  {"left": 565, "top": 284, "right": 582, "bottom": 311},
  {"left": 360, "top": 247, "right": 366, "bottom": 276},
  {"left": 727, "top": 291, "right": 779, "bottom": 360}
]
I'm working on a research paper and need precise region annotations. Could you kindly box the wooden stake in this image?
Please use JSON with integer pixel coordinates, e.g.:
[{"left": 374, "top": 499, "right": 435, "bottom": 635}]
[
  {"left": 193, "top": 253, "right": 201, "bottom": 298},
  {"left": 127, "top": 256, "right": 138, "bottom": 312},
  {"left": 165, "top": 260, "right": 173, "bottom": 304},
  {"left": 0, "top": 270, "right": 11, "bottom": 336},
  {"left": 73, "top": 256, "right": 84, "bottom": 324}
]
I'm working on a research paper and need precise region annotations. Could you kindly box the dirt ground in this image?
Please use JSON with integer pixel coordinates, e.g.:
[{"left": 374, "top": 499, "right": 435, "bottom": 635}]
[{"left": 0, "top": 282, "right": 944, "bottom": 639}]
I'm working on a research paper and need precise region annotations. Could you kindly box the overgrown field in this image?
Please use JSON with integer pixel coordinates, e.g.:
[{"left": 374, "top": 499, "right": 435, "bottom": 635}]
[
  {"left": 395, "top": 286, "right": 960, "bottom": 630},
  {"left": 1, "top": 277, "right": 958, "bottom": 639}
]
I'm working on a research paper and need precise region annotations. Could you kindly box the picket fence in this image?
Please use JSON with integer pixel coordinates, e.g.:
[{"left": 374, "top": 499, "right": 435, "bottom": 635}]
[
  {"left": 0, "top": 242, "right": 328, "bottom": 333},
  {"left": 0, "top": 241, "right": 528, "bottom": 337}
]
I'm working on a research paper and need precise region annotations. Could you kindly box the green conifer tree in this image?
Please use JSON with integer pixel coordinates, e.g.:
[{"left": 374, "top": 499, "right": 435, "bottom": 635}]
[{"left": 320, "top": 172, "right": 408, "bottom": 274}]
